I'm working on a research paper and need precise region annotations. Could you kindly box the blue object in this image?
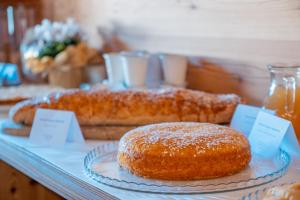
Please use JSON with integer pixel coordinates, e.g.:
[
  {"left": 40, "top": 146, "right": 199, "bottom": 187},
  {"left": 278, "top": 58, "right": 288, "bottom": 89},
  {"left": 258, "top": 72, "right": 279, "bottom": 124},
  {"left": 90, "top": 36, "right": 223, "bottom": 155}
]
[{"left": 0, "top": 63, "right": 21, "bottom": 86}]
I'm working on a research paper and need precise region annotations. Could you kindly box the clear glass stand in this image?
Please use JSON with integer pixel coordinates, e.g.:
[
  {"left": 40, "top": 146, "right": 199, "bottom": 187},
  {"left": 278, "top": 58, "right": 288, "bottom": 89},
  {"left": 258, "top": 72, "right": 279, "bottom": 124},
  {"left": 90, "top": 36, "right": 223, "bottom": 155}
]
[{"left": 84, "top": 142, "right": 290, "bottom": 194}]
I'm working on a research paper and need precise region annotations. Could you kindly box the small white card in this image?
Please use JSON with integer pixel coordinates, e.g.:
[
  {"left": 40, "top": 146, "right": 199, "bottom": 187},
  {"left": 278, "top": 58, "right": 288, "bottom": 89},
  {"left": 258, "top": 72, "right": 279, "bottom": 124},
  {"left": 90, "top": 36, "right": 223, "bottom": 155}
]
[
  {"left": 282, "top": 125, "right": 300, "bottom": 157},
  {"left": 248, "top": 111, "right": 300, "bottom": 157},
  {"left": 29, "top": 109, "right": 84, "bottom": 146},
  {"left": 230, "top": 104, "right": 275, "bottom": 137}
]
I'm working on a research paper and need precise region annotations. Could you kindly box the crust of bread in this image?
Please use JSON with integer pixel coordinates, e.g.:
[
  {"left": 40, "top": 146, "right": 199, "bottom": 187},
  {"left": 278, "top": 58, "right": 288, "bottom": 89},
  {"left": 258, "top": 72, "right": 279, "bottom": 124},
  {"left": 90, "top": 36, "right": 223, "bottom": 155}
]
[
  {"left": 10, "top": 88, "right": 242, "bottom": 126},
  {"left": 0, "top": 97, "right": 27, "bottom": 105}
]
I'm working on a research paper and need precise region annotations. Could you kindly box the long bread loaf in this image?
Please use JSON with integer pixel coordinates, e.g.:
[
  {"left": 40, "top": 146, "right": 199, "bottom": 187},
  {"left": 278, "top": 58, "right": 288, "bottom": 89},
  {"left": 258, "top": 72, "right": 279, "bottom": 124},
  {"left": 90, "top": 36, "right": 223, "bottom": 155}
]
[{"left": 10, "top": 88, "right": 241, "bottom": 126}]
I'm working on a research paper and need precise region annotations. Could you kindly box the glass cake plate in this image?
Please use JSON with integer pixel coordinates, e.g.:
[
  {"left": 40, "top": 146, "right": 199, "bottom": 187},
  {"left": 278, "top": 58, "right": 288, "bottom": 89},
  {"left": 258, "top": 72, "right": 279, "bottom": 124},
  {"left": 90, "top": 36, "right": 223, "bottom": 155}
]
[
  {"left": 84, "top": 142, "right": 290, "bottom": 194},
  {"left": 239, "top": 182, "right": 296, "bottom": 200}
]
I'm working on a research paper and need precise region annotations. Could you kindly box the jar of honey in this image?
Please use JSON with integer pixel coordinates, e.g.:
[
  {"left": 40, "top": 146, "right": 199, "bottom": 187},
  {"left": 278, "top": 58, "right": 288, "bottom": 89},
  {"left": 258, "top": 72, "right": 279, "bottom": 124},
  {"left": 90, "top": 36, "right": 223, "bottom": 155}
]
[{"left": 263, "top": 65, "right": 300, "bottom": 143}]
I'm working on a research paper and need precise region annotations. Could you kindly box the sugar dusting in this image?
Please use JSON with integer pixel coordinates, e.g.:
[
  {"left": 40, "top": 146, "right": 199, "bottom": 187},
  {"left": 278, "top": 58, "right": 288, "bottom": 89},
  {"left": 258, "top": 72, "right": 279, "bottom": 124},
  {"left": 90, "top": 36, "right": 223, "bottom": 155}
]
[
  {"left": 119, "top": 122, "right": 249, "bottom": 157},
  {"left": 11, "top": 87, "right": 241, "bottom": 125}
]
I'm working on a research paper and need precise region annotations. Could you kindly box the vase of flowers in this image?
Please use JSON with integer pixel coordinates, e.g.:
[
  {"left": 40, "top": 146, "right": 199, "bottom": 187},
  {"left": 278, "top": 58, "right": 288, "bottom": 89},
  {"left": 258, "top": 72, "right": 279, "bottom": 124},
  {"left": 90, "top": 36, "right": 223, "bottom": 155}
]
[{"left": 21, "top": 18, "right": 101, "bottom": 87}]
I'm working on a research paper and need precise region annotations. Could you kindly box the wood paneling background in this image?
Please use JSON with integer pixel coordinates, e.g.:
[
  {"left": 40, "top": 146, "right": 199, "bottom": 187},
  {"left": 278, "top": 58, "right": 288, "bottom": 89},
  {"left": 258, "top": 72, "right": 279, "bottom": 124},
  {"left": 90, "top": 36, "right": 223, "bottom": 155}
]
[
  {"left": 0, "top": 0, "right": 43, "bottom": 71},
  {"left": 46, "top": 0, "right": 300, "bottom": 104}
]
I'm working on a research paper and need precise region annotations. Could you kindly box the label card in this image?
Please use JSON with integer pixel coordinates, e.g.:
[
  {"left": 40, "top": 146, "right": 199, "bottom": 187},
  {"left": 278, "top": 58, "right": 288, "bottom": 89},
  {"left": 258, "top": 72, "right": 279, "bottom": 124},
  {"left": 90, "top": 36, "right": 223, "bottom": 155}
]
[
  {"left": 281, "top": 125, "right": 300, "bottom": 156},
  {"left": 248, "top": 111, "right": 300, "bottom": 157},
  {"left": 230, "top": 104, "right": 275, "bottom": 137},
  {"left": 29, "top": 109, "right": 84, "bottom": 146}
]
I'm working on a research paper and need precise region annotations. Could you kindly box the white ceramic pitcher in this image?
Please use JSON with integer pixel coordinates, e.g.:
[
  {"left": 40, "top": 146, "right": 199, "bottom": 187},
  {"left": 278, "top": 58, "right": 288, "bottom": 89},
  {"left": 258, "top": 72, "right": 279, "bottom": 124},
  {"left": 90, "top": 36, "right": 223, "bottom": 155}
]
[
  {"left": 159, "top": 53, "right": 188, "bottom": 87},
  {"left": 121, "top": 52, "right": 149, "bottom": 88},
  {"left": 103, "top": 53, "right": 124, "bottom": 86}
]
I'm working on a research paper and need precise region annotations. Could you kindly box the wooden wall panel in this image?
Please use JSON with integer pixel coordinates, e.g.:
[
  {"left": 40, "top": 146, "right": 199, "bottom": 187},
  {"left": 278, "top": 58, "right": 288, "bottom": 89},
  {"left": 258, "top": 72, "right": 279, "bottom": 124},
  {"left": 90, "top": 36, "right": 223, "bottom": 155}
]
[
  {"left": 46, "top": 0, "right": 300, "bottom": 104},
  {"left": 0, "top": 0, "right": 43, "bottom": 66},
  {"left": 0, "top": 161, "right": 62, "bottom": 200}
]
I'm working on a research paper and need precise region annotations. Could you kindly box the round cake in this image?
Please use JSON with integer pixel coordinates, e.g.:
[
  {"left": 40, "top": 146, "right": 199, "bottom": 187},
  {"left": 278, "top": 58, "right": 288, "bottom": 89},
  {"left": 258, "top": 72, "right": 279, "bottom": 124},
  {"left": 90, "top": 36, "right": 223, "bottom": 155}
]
[{"left": 118, "top": 122, "right": 251, "bottom": 180}]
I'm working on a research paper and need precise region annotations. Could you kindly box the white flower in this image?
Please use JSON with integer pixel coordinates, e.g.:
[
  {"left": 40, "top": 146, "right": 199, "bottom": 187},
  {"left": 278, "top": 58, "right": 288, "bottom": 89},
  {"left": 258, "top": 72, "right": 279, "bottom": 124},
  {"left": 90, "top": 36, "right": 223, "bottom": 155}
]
[
  {"left": 33, "top": 25, "right": 42, "bottom": 38},
  {"left": 41, "top": 19, "right": 52, "bottom": 31},
  {"left": 65, "top": 18, "right": 81, "bottom": 37},
  {"left": 43, "top": 30, "right": 52, "bottom": 42},
  {"left": 30, "top": 18, "right": 83, "bottom": 43}
]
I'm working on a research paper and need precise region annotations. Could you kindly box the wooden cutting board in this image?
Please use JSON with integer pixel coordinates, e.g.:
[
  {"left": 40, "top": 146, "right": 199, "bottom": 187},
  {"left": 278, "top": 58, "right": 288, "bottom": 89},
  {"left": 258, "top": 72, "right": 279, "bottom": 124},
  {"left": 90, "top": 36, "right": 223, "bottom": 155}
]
[{"left": 1, "top": 120, "right": 136, "bottom": 140}]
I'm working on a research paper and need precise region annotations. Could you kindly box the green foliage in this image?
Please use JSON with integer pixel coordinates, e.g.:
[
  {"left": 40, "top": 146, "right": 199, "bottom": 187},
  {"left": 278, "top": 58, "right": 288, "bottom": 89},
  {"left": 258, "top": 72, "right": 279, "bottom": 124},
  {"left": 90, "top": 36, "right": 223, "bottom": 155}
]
[{"left": 38, "top": 38, "right": 79, "bottom": 59}]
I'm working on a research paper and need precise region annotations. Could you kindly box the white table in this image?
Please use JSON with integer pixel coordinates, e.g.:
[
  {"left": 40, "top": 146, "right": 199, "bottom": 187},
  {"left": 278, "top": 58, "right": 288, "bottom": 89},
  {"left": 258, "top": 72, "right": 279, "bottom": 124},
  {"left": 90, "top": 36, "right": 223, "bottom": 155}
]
[{"left": 0, "top": 120, "right": 299, "bottom": 200}]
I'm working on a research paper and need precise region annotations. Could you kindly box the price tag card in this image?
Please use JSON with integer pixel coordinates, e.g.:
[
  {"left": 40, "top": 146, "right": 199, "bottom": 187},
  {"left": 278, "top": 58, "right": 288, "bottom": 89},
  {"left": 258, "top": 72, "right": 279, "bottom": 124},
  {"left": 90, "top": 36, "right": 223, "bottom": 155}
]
[
  {"left": 29, "top": 109, "right": 84, "bottom": 147},
  {"left": 282, "top": 125, "right": 300, "bottom": 157},
  {"left": 248, "top": 111, "right": 300, "bottom": 157},
  {"left": 230, "top": 104, "right": 275, "bottom": 137}
]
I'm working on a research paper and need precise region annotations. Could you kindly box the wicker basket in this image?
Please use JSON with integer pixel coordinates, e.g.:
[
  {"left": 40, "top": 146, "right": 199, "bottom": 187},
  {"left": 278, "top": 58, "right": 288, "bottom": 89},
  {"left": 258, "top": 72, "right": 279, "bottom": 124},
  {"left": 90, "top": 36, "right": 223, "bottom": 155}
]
[{"left": 48, "top": 65, "right": 84, "bottom": 88}]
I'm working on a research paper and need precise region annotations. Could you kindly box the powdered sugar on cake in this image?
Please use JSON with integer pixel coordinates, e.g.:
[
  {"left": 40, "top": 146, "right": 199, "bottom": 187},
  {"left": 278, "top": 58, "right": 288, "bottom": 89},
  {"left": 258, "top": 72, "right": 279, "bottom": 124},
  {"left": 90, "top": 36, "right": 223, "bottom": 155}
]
[{"left": 119, "top": 122, "right": 249, "bottom": 157}]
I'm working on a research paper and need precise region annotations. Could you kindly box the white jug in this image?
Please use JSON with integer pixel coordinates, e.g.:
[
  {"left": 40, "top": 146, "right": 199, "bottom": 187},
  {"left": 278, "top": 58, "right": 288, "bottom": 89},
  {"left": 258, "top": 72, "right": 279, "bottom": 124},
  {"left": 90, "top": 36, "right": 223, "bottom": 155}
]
[
  {"left": 121, "top": 53, "right": 149, "bottom": 88},
  {"left": 159, "top": 54, "right": 188, "bottom": 87},
  {"left": 103, "top": 53, "right": 124, "bottom": 86}
]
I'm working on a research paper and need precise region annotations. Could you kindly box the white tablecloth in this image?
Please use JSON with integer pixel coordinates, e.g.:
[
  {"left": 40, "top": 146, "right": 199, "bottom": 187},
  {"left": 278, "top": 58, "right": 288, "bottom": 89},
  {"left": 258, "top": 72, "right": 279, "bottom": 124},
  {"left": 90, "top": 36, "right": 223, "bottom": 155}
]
[{"left": 0, "top": 120, "right": 299, "bottom": 200}]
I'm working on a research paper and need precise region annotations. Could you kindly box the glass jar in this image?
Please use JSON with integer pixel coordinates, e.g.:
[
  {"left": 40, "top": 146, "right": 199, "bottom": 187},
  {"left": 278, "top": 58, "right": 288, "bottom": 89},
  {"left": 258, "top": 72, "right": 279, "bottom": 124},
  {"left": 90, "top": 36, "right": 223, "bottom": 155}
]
[
  {"left": 20, "top": 34, "right": 47, "bottom": 83},
  {"left": 263, "top": 65, "right": 300, "bottom": 143}
]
